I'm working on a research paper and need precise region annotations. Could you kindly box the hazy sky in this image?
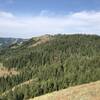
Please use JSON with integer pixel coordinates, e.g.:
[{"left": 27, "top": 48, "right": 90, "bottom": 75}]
[{"left": 0, "top": 0, "right": 100, "bottom": 38}]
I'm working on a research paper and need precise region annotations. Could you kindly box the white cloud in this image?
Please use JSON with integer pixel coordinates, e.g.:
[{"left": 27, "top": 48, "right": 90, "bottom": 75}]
[
  {"left": 0, "top": 11, "right": 14, "bottom": 18},
  {"left": 0, "top": 11, "right": 100, "bottom": 38}
]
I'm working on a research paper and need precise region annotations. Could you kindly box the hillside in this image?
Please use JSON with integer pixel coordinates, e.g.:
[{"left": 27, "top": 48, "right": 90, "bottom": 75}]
[
  {"left": 0, "top": 34, "right": 100, "bottom": 100},
  {"left": 29, "top": 81, "right": 100, "bottom": 100}
]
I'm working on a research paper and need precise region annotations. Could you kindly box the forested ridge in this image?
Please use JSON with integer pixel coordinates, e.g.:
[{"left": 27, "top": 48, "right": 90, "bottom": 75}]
[{"left": 0, "top": 34, "right": 100, "bottom": 100}]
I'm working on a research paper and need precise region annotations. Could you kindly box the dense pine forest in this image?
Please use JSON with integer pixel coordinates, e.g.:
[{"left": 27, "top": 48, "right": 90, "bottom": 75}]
[{"left": 0, "top": 34, "right": 100, "bottom": 100}]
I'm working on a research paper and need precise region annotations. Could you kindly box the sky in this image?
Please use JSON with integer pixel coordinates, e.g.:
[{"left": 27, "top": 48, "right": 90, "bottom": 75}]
[{"left": 0, "top": 0, "right": 100, "bottom": 38}]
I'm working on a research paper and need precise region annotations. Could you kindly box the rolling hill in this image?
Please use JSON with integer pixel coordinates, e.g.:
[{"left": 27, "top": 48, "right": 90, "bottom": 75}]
[{"left": 0, "top": 34, "right": 100, "bottom": 100}]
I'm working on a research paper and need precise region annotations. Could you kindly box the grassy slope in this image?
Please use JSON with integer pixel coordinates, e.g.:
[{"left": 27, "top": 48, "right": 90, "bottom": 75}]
[{"left": 29, "top": 81, "right": 100, "bottom": 100}]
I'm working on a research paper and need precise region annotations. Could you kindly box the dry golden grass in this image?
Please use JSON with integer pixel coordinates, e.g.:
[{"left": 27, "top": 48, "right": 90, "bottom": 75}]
[
  {"left": 0, "top": 63, "right": 19, "bottom": 77},
  {"left": 29, "top": 81, "right": 100, "bottom": 100},
  {"left": 29, "top": 35, "right": 50, "bottom": 48}
]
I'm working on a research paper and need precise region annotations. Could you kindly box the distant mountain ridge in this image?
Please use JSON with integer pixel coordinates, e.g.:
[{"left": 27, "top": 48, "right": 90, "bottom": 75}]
[{"left": 0, "top": 37, "right": 26, "bottom": 49}]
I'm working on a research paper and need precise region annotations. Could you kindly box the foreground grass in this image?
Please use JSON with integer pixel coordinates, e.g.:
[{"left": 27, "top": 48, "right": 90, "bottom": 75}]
[{"left": 29, "top": 81, "right": 100, "bottom": 100}]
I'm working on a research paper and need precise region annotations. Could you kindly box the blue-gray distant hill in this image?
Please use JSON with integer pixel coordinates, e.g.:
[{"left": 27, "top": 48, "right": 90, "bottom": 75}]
[{"left": 0, "top": 37, "right": 26, "bottom": 49}]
